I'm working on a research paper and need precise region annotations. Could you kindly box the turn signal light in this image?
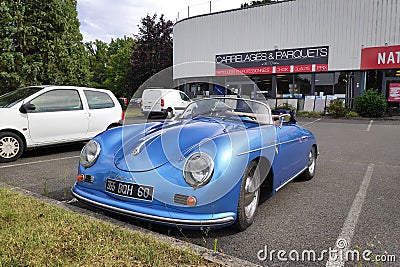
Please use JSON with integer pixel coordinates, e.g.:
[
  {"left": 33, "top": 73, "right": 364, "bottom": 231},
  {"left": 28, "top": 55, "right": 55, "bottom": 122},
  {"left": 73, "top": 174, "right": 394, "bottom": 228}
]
[
  {"left": 77, "top": 174, "right": 94, "bottom": 183},
  {"left": 187, "top": 196, "right": 197, "bottom": 207}
]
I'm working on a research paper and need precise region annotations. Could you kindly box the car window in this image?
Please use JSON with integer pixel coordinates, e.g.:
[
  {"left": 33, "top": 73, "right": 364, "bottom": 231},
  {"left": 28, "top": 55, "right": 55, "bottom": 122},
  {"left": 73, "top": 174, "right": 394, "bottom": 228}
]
[
  {"left": 29, "top": 89, "right": 83, "bottom": 112},
  {"left": 84, "top": 90, "right": 115, "bottom": 109},
  {"left": 180, "top": 92, "right": 190, "bottom": 101},
  {"left": 0, "top": 87, "right": 43, "bottom": 108}
]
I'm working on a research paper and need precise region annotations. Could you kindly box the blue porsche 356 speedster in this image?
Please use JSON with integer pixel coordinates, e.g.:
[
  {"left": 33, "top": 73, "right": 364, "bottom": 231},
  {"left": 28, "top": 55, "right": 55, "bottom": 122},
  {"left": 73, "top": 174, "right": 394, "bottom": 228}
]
[{"left": 72, "top": 97, "right": 317, "bottom": 230}]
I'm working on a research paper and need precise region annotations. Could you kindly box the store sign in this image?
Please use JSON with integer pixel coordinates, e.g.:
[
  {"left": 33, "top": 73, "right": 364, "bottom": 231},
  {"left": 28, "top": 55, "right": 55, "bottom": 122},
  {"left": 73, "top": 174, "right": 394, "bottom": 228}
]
[
  {"left": 215, "top": 46, "right": 329, "bottom": 76},
  {"left": 361, "top": 45, "right": 400, "bottom": 70},
  {"left": 388, "top": 83, "right": 400, "bottom": 102}
]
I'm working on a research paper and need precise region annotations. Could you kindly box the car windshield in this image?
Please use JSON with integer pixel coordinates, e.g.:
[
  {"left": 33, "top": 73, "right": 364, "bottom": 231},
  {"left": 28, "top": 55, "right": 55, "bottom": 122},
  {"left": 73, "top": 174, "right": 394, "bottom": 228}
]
[
  {"left": 179, "top": 97, "right": 272, "bottom": 125},
  {"left": 0, "top": 87, "right": 43, "bottom": 108}
]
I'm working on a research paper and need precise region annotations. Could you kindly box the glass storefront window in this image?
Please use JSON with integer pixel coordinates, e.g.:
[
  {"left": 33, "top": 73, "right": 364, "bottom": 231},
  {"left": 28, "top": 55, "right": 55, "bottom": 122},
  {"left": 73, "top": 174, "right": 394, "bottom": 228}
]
[
  {"left": 366, "top": 70, "right": 383, "bottom": 91},
  {"left": 334, "top": 72, "right": 349, "bottom": 96},
  {"left": 277, "top": 74, "right": 293, "bottom": 98},
  {"left": 256, "top": 75, "right": 273, "bottom": 99},
  {"left": 295, "top": 74, "right": 312, "bottom": 97},
  {"left": 315, "top": 73, "right": 334, "bottom": 96}
]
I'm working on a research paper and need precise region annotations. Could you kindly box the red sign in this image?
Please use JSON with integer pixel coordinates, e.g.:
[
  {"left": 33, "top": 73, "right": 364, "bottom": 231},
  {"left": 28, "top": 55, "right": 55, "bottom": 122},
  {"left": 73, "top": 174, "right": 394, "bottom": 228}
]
[
  {"left": 294, "top": 64, "right": 313, "bottom": 73},
  {"left": 276, "top": 66, "right": 291, "bottom": 73},
  {"left": 388, "top": 83, "right": 400, "bottom": 102},
  {"left": 361, "top": 45, "right": 400, "bottom": 70},
  {"left": 215, "top": 67, "right": 273, "bottom": 76},
  {"left": 215, "top": 45, "right": 329, "bottom": 76},
  {"left": 315, "top": 64, "right": 329, "bottom": 72}
]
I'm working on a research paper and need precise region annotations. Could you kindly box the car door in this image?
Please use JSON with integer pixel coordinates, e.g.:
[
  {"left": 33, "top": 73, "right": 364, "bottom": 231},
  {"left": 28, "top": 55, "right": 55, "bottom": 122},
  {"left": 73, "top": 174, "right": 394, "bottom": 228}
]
[
  {"left": 273, "top": 123, "right": 310, "bottom": 188},
  {"left": 26, "top": 89, "right": 89, "bottom": 144},
  {"left": 83, "top": 90, "right": 119, "bottom": 137},
  {"left": 175, "top": 92, "right": 191, "bottom": 113}
]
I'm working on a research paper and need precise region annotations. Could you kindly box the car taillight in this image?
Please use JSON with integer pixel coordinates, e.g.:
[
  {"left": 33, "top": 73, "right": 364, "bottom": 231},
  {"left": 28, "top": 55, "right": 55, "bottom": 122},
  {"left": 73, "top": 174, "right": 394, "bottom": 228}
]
[
  {"left": 161, "top": 98, "right": 164, "bottom": 107},
  {"left": 121, "top": 111, "right": 125, "bottom": 120}
]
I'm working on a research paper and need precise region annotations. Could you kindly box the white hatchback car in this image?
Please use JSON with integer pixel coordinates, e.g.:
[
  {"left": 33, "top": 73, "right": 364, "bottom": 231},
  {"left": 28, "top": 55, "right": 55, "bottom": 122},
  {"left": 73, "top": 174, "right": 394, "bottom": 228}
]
[{"left": 0, "top": 86, "right": 123, "bottom": 162}]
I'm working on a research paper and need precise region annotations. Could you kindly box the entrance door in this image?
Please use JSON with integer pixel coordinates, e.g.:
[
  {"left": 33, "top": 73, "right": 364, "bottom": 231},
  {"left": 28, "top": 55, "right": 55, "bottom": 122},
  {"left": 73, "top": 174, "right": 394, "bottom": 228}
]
[
  {"left": 226, "top": 81, "right": 257, "bottom": 99},
  {"left": 384, "top": 78, "right": 400, "bottom": 116}
]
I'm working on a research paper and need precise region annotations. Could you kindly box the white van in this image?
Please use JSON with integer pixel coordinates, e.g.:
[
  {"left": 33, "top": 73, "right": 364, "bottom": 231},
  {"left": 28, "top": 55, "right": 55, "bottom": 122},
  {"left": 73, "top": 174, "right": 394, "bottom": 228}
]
[
  {"left": 0, "top": 86, "right": 123, "bottom": 162},
  {"left": 141, "top": 88, "right": 191, "bottom": 119}
]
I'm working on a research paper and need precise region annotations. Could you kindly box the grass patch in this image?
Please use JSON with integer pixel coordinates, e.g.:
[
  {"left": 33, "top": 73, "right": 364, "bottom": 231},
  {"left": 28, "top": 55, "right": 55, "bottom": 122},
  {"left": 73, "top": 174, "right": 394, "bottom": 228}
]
[{"left": 0, "top": 187, "right": 216, "bottom": 266}]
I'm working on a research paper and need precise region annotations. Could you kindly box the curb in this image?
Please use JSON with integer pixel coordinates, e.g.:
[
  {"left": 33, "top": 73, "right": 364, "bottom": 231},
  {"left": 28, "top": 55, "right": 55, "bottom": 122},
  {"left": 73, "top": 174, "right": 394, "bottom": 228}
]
[
  {"left": 0, "top": 182, "right": 260, "bottom": 267},
  {"left": 296, "top": 115, "right": 400, "bottom": 121}
]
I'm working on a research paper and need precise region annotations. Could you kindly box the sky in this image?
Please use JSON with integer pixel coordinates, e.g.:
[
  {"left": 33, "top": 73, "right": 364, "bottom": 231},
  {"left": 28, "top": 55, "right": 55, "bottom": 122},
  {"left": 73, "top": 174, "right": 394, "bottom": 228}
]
[{"left": 77, "top": 0, "right": 245, "bottom": 43}]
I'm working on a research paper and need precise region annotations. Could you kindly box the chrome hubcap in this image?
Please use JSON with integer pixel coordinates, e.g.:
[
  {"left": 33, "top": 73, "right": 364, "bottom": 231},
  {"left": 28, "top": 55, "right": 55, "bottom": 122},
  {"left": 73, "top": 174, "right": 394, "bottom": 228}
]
[
  {"left": 308, "top": 151, "right": 315, "bottom": 174},
  {"left": 0, "top": 136, "right": 20, "bottom": 159},
  {"left": 244, "top": 173, "right": 259, "bottom": 220}
]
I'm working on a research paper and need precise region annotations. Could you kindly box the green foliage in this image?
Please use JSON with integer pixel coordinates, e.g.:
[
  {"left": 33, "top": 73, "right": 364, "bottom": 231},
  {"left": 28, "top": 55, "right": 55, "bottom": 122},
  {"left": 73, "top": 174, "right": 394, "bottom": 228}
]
[
  {"left": 345, "top": 111, "right": 359, "bottom": 118},
  {"left": 326, "top": 99, "right": 349, "bottom": 118},
  {"left": 130, "top": 14, "right": 173, "bottom": 97},
  {"left": 241, "top": 0, "right": 274, "bottom": 8},
  {"left": 85, "top": 37, "right": 135, "bottom": 98},
  {"left": 104, "top": 37, "right": 135, "bottom": 98},
  {"left": 276, "top": 103, "right": 296, "bottom": 111},
  {"left": 297, "top": 111, "right": 324, "bottom": 117},
  {"left": 85, "top": 40, "right": 109, "bottom": 88},
  {"left": 355, "top": 89, "right": 387, "bottom": 117},
  {"left": 0, "top": 0, "right": 90, "bottom": 95}
]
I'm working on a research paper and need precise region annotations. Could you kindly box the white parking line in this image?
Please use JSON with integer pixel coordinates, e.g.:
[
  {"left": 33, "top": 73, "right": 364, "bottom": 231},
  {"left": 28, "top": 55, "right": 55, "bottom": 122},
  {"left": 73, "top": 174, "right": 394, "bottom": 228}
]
[
  {"left": 366, "top": 120, "right": 374, "bottom": 132},
  {"left": 300, "top": 118, "right": 322, "bottom": 127},
  {"left": 325, "top": 163, "right": 374, "bottom": 267},
  {"left": 0, "top": 156, "right": 80, "bottom": 169}
]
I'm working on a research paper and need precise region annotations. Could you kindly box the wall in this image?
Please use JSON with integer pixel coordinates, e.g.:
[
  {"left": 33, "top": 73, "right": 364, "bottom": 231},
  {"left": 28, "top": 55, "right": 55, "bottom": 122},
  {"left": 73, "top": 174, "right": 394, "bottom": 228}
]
[{"left": 173, "top": 0, "right": 400, "bottom": 79}]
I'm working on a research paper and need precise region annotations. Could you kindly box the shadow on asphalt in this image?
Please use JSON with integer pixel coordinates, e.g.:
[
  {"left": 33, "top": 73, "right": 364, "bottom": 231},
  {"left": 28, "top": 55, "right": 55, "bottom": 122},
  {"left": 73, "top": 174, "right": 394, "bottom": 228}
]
[
  {"left": 68, "top": 185, "right": 276, "bottom": 244},
  {"left": 21, "top": 142, "right": 85, "bottom": 159}
]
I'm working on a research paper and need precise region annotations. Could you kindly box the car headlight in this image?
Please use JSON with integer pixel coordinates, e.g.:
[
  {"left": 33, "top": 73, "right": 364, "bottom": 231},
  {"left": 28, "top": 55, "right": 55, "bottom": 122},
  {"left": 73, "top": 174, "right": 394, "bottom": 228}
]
[
  {"left": 183, "top": 152, "right": 214, "bottom": 188},
  {"left": 80, "top": 140, "right": 101, "bottom": 168}
]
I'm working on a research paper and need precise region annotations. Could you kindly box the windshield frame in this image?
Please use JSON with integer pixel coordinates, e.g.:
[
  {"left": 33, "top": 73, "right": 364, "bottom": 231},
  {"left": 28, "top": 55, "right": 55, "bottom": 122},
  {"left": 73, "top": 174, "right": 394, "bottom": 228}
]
[{"left": 178, "top": 97, "right": 273, "bottom": 125}]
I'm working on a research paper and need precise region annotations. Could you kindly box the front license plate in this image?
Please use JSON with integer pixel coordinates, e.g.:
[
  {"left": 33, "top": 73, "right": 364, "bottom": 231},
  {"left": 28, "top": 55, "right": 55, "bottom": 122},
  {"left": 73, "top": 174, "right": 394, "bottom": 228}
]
[{"left": 106, "top": 179, "right": 154, "bottom": 201}]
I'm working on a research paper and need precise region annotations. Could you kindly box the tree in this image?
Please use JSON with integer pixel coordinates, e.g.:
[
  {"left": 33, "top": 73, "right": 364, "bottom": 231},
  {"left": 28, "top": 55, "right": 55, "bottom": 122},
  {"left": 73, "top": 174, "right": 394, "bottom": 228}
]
[
  {"left": 0, "top": 1, "right": 26, "bottom": 92},
  {"left": 85, "top": 40, "right": 109, "bottom": 88},
  {"left": 241, "top": 0, "right": 277, "bottom": 8},
  {"left": 0, "top": 0, "right": 90, "bottom": 95},
  {"left": 104, "top": 37, "right": 135, "bottom": 97},
  {"left": 84, "top": 37, "right": 134, "bottom": 97},
  {"left": 129, "top": 14, "right": 173, "bottom": 97}
]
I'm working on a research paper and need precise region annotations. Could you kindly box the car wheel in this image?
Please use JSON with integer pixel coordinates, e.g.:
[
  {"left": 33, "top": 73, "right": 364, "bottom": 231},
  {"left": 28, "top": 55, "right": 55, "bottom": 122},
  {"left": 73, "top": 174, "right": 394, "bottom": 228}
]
[
  {"left": 235, "top": 161, "right": 260, "bottom": 231},
  {"left": 0, "top": 132, "right": 24, "bottom": 163},
  {"left": 166, "top": 108, "right": 174, "bottom": 119},
  {"left": 301, "top": 146, "right": 317, "bottom": 181}
]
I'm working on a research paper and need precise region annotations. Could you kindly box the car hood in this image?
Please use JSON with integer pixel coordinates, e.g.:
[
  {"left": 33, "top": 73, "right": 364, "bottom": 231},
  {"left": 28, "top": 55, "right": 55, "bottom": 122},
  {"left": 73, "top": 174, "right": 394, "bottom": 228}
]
[{"left": 114, "top": 118, "right": 246, "bottom": 172}]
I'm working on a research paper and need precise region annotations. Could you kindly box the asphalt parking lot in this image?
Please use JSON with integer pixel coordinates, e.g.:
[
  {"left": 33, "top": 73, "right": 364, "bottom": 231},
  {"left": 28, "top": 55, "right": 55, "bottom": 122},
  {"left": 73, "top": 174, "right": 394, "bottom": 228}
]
[{"left": 1, "top": 117, "right": 399, "bottom": 266}]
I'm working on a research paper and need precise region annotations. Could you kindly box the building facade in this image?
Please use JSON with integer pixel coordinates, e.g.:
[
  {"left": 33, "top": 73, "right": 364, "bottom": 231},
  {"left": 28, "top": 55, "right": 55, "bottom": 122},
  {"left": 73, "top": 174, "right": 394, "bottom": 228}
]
[{"left": 173, "top": 0, "right": 400, "bottom": 110}]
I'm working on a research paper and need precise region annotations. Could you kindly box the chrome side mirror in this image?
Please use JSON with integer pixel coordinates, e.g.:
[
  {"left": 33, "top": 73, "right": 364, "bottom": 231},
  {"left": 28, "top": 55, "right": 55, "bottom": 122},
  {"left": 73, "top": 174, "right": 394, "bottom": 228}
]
[{"left": 279, "top": 114, "right": 291, "bottom": 127}]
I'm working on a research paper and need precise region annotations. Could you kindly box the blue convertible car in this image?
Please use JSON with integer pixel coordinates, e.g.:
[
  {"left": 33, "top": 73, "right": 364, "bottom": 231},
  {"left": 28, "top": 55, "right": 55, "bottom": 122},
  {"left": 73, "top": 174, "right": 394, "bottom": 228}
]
[{"left": 72, "top": 97, "right": 317, "bottom": 230}]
